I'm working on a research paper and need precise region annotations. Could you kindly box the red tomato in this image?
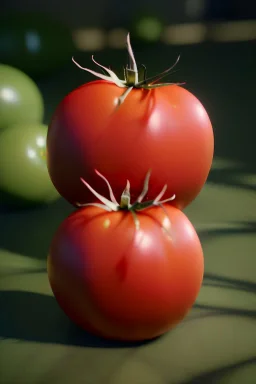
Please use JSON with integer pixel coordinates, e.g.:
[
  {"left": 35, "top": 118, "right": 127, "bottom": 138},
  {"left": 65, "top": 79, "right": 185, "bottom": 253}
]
[
  {"left": 47, "top": 34, "right": 213, "bottom": 209},
  {"left": 47, "top": 204, "right": 204, "bottom": 341},
  {"left": 47, "top": 81, "right": 213, "bottom": 210}
]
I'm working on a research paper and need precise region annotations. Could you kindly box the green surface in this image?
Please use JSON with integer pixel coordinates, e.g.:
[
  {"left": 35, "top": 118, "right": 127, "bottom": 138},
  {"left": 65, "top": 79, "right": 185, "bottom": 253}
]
[
  {"left": 0, "top": 41, "right": 255, "bottom": 384},
  {"left": 0, "top": 64, "right": 44, "bottom": 130}
]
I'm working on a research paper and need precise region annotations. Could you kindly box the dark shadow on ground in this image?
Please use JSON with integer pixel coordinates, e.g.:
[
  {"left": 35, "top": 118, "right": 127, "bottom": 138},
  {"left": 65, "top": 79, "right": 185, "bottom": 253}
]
[
  {"left": 203, "top": 272, "right": 256, "bottom": 294},
  {"left": 181, "top": 357, "right": 256, "bottom": 384},
  {"left": 1, "top": 290, "right": 255, "bottom": 349},
  {"left": 0, "top": 198, "right": 73, "bottom": 260},
  {"left": 198, "top": 220, "right": 256, "bottom": 243},
  {"left": 0, "top": 290, "right": 158, "bottom": 348},
  {"left": 208, "top": 167, "right": 256, "bottom": 193}
]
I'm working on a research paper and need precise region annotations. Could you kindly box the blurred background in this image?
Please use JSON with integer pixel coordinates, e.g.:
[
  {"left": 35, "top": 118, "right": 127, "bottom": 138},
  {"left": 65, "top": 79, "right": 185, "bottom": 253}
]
[
  {"left": 1, "top": 0, "right": 256, "bottom": 27},
  {"left": 0, "top": 2, "right": 256, "bottom": 384}
]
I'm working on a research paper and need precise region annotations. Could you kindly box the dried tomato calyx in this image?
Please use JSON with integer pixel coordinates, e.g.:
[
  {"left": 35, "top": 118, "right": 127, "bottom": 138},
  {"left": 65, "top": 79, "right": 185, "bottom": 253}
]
[
  {"left": 72, "top": 33, "right": 182, "bottom": 105},
  {"left": 76, "top": 170, "right": 175, "bottom": 230}
]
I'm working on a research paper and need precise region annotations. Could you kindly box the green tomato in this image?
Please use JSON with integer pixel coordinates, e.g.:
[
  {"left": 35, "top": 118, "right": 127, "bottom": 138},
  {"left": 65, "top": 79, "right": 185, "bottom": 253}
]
[
  {"left": 0, "top": 123, "right": 59, "bottom": 208},
  {"left": 0, "top": 64, "right": 44, "bottom": 131}
]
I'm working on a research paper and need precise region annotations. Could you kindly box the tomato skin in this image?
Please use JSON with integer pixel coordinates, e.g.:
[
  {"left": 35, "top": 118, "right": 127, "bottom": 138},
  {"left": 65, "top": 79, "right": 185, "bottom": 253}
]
[
  {"left": 0, "top": 64, "right": 44, "bottom": 130},
  {"left": 0, "top": 123, "right": 59, "bottom": 208},
  {"left": 47, "top": 80, "right": 214, "bottom": 210},
  {"left": 47, "top": 204, "right": 204, "bottom": 341}
]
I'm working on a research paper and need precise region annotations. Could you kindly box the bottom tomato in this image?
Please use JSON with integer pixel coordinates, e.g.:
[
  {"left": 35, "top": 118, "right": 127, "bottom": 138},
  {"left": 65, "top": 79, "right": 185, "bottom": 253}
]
[{"left": 48, "top": 202, "right": 204, "bottom": 341}]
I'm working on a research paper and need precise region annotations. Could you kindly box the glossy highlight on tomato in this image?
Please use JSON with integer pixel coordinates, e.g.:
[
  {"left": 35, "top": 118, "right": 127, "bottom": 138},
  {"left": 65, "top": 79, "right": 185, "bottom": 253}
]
[
  {"left": 47, "top": 202, "right": 204, "bottom": 341},
  {"left": 47, "top": 34, "right": 214, "bottom": 210}
]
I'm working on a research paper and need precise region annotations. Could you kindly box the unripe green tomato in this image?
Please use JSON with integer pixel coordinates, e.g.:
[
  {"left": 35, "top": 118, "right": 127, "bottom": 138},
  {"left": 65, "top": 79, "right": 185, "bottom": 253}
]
[
  {"left": 0, "top": 64, "right": 44, "bottom": 130},
  {"left": 0, "top": 123, "right": 59, "bottom": 208}
]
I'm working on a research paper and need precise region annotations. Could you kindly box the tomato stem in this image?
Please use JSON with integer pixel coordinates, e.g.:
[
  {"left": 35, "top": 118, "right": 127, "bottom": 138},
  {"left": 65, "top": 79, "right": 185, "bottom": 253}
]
[
  {"left": 72, "top": 33, "right": 182, "bottom": 105},
  {"left": 120, "top": 180, "right": 131, "bottom": 209},
  {"left": 78, "top": 170, "right": 175, "bottom": 212},
  {"left": 127, "top": 33, "right": 138, "bottom": 83},
  {"left": 77, "top": 170, "right": 176, "bottom": 233}
]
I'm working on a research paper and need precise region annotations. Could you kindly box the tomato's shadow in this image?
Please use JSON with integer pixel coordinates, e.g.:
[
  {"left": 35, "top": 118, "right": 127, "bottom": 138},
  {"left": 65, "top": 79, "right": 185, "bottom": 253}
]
[
  {"left": 198, "top": 220, "right": 256, "bottom": 241},
  {"left": 0, "top": 189, "right": 60, "bottom": 214},
  {"left": 1, "top": 290, "right": 255, "bottom": 349},
  {"left": 208, "top": 166, "right": 256, "bottom": 193},
  {"left": 0, "top": 290, "right": 158, "bottom": 348},
  {"left": 0, "top": 198, "right": 74, "bottom": 260},
  {"left": 180, "top": 357, "right": 256, "bottom": 384}
]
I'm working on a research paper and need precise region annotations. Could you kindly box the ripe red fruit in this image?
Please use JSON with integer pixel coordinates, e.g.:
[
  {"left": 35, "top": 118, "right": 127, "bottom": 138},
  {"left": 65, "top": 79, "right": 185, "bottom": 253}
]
[{"left": 47, "top": 34, "right": 214, "bottom": 209}]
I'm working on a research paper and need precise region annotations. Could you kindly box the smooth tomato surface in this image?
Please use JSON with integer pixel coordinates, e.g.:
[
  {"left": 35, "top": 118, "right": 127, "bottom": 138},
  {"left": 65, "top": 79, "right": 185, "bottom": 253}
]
[
  {"left": 0, "top": 64, "right": 44, "bottom": 130},
  {"left": 48, "top": 204, "right": 204, "bottom": 341},
  {"left": 47, "top": 81, "right": 214, "bottom": 209},
  {"left": 0, "top": 123, "right": 59, "bottom": 208}
]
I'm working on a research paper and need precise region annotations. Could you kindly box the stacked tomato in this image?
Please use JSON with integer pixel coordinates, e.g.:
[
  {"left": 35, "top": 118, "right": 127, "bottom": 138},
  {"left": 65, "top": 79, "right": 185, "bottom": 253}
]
[{"left": 47, "top": 34, "right": 214, "bottom": 341}]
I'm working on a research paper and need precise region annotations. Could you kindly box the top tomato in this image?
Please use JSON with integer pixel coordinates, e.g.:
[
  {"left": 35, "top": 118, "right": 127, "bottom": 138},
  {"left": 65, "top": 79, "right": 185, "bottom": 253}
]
[{"left": 47, "top": 34, "right": 214, "bottom": 209}]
